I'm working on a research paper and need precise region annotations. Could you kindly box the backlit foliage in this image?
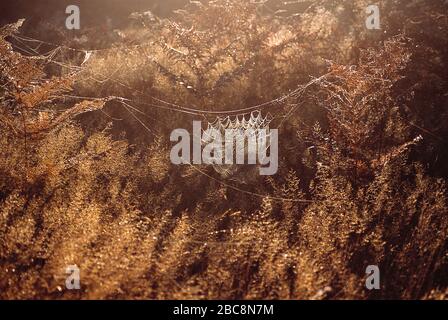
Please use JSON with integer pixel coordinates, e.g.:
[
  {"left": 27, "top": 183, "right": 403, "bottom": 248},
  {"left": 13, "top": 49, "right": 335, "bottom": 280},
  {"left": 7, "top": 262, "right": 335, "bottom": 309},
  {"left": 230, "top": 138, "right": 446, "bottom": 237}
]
[{"left": 0, "top": 0, "right": 447, "bottom": 300}]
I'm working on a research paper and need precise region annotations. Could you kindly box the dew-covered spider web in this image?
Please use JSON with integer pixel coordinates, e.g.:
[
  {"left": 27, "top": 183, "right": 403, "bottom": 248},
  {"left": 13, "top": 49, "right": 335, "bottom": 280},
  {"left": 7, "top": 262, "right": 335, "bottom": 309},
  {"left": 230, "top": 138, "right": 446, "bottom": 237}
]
[
  {"left": 204, "top": 111, "right": 274, "bottom": 133},
  {"left": 201, "top": 111, "right": 274, "bottom": 180}
]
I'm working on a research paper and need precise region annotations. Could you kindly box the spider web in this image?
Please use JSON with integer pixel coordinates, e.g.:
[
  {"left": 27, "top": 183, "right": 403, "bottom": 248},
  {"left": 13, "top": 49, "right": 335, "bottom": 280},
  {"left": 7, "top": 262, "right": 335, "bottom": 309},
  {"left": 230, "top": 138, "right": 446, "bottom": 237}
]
[{"left": 201, "top": 111, "right": 274, "bottom": 179}]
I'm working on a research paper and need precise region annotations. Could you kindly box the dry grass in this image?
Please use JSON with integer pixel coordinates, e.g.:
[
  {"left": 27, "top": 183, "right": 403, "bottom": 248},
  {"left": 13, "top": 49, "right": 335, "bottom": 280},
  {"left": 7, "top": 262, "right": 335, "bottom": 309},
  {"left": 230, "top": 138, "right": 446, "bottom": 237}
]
[{"left": 0, "top": 0, "right": 447, "bottom": 300}]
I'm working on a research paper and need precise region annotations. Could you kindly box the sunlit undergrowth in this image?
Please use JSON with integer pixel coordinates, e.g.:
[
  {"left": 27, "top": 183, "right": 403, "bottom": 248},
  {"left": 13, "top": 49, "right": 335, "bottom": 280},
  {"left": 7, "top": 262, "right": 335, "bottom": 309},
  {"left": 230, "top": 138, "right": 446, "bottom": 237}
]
[{"left": 0, "top": 0, "right": 447, "bottom": 299}]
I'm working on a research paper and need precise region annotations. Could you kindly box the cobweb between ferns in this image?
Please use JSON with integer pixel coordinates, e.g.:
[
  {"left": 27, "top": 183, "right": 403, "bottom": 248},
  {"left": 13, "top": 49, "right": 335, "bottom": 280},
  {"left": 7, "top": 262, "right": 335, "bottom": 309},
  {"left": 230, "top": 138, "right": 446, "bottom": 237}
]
[{"left": 0, "top": 10, "right": 325, "bottom": 202}]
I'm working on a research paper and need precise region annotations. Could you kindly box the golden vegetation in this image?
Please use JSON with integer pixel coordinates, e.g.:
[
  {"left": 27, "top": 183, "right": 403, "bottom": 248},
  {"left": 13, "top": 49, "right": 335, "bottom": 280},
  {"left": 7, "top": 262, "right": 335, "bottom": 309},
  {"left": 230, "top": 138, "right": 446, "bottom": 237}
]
[{"left": 0, "top": 0, "right": 447, "bottom": 299}]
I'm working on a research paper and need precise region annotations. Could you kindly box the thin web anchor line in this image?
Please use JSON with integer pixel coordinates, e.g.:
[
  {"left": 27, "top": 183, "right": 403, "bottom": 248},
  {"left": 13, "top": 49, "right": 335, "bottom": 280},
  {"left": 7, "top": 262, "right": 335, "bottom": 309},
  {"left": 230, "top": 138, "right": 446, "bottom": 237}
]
[{"left": 9, "top": 34, "right": 317, "bottom": 117}]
